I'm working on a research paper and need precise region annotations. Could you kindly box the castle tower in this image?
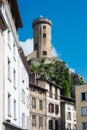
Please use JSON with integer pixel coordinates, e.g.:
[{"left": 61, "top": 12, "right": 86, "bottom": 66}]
[{"left": 32, "top": 16, "right": 53, "bottom": 58}]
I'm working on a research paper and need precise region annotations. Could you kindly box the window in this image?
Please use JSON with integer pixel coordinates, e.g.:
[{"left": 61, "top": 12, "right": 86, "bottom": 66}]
[
  {"left": 14, "top": 100, "right": 16, "bottom": 120},
  {"left": 73, "top": 125, "right": 76, "bottom": 130},
  {"left": 43, "top": 33, "right": 46, "bottom": 38},
  {"left": 73, "top": 113, "right": 76, "bottom": 121},
  {"left": 8, "top": 58, "right": 11, "bottom": 80},
  {"left": 67, "top": 124, "right": 71, "bottom": 130},
  {"left": 27, "top": 116, "right": 29, "bottom": 129},
  {"left": 49, "top": 120, "right": 53, "bottom": 129},
  {"left": 22, "top": 67, "right": 25, "bottom": 83},
  {"left": 32, "top": 115, "right": 36, "bottom": 127},
  {"left": 43, "top": 25, "right": 46, "bottom": 30},
  {"left": 22, "top": 113, "right": 25, "bottom": 128},
  {"left": 39, "top": 117, "right": 43, "bottom": 127},
  {"left": 8, "top": 93, "right": 11, "bottom": 117},
  {"left": 49, "top": 84, "right": 52, "bottom": 98},
  {"left": 55, "top": 88, "right": 58, "bottom": 100},
  {"left": 35, "top": 43, "right": 38, "bottom": 50},
  {"left": 26, "top": 76, "right": 29, "bottom": 89},
  {"left": 32, "top": 98, "right": 36, "bottom": 108},
  {"left": 27, "top": 95, "right": 29, "bottom": 108},
  {"left": 43, "top": 51, "right": 47, "bottom": 55},
  {"left": 8, "top": 30, "right": 11, "bottom": 49},
  {"left": 55, "top": 105, "right": 59, "bottom": 114},
  {"left": 67, "top": 104, "right": 71, "bottom": 110},
  {"left": 13, "top": 70, "right": 16, "bottom": 88},
  {"left": 82, "top": 122, "right": 87, "bottom": 130},
  {"left": 55, "top": 120, "right": 58, "bottom": 130},
  {"left": 49, "top": 103, "right": 54, "bottom": 113},
  {"left": 13, "top": 42, "right": 16, "bottom": 58},
  {"left": 67, "top": 112, "right": 71, "bottom": 120},
  {"left": 81, "top": 107, "right": 87, "bottom": 116},
  {"left": 38, "top": 90, "right": 42, "bottom": 94},
  {"left": 81, "top": 92, "right": 87, "bottom": 101},
  {"left": 31, "top": 86, "right": 35, "bottom": 91},
  {"left": 39, "top": 100, "right": 43, "bottom": 110},
  {"left": 8, "top": 30, "right": 10, "bottom": 42},
  {"left": 21, "top": 89, "right": 25, "bottom": 104}
]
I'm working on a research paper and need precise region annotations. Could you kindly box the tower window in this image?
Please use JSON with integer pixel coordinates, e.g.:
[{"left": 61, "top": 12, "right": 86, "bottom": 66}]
[
  {"left": 43, "top": 51, "right": 47, "bottom": 55},
  {"left": 43, "top": 33, "right": 46, "bottom": 38},
  {"left": 43, "top": 26, "right": 46, "bottom": 30},
  {"left": 35, "top": 43, "right": 38, "bottom": 50}
]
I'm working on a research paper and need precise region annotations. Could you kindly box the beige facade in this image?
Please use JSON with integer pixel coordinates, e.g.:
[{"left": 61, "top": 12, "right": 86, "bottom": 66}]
[
  {"left": 76, "top": 84, "right": 87, "bottom": 130},
  {"left": 29, "top": 83, "right": 47, "bottom": 130}
]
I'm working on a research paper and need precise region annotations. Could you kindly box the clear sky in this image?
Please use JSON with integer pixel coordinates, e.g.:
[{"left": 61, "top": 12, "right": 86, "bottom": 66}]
[{"left": 18, "top": 0, "right": 87, "bottom": 82}]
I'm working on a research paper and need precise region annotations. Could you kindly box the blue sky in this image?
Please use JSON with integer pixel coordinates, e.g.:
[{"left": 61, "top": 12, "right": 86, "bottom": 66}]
[{"left": 18, "top": 0, "right": 87, "bottom": 82}]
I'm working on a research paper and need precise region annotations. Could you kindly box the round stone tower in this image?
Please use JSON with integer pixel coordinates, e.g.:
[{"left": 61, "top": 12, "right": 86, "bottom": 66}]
[{"left": 32, "top": 16, "right": 53, "bottom": 58}]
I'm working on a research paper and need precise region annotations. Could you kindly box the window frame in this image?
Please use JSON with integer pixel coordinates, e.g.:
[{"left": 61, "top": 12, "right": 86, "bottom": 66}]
[
  {"left": 81, "top": 92, "right": 87, "bottom": 101},
  {"left": 81, "top": 107, "right": 87, "bottom": 116},
  {"left": 8, "top": 93, "right": 11, "bottom": 117},
  {"left": 32, "top": 97, "right": 36, "bottom": 108},
  {"left": 43, "top": 33, "right": 46, "bottom": 38},
  {"left": 32, "top": 115, "right": 36, "bottom": 127},
  {"left": 39, "top": 116, "right": 43, "bottom": 127},
  {"left": 39, "top": 100, "right": 43, "bottom": 110}
]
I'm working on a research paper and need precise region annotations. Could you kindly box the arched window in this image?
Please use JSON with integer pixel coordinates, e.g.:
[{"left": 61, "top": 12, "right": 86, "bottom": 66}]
[
  {"left": 43, "top": 26, "right": 46, "bottom": 31},
  {"left": 43, "top": 33, "right": 46, "bottom": 38}
]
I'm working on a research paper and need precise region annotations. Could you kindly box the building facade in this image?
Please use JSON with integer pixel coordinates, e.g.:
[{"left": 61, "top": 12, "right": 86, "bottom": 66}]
[
  {"left": 0, "top": 0, "right": 29, "bottom": 130},
  {"left": 61, "top": 96, "right": 76, "bottom": 130},
  {"left": 29, "top": 83, "right": 47, "bottom": 130},
  {"left": 37, "top": 79, "right": 61, "bottom": 130},
  {"left": 76, "top": 84, "right": 87, "bottom": 130}
]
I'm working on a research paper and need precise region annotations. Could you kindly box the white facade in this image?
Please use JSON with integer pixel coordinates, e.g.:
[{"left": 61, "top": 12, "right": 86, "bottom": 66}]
[
  {"left": 61, "top": 101, "right": 76, "bottom": 130},
  {"left": 65, "top": 103, "right": 76, "bottom": 130},
  {"left": 0, "top": 1, "right": 29, "bottom": 130}
]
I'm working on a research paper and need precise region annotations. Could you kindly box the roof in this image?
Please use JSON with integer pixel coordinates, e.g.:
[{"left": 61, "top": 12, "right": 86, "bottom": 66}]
[
  {"left": 60, "top": 95, "right": 75, "bottom": 103},
  {"left": 7, "top": 0, "right": 23, "bottom": 28},
  {"left": 30, "top": 83, "right": 48, "bottom": 91},
  {"left": 37, "top": 78, "right": 62, "bottom": 89},
  {"left": 0, "top": 10, "right": 7, "bottom": 31},
  {"left": 3, "top": 121, "right": 22, "bottom": 130}
]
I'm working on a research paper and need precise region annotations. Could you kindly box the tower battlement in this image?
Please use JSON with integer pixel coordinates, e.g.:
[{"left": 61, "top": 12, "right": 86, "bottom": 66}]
[{"left": 32, "top": 16, "right": 52, "bottom": 28}]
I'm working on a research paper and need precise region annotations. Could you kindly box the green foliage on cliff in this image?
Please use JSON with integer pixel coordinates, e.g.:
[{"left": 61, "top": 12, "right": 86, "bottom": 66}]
[{"left": 29, "top": 58, "right": 85, "bottom": 98}]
